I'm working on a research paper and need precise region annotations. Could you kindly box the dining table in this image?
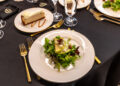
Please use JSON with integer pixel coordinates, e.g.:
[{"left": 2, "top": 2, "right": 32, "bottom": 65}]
[{"left": 0, "top": 0, "right": 120, "bottom": 86}]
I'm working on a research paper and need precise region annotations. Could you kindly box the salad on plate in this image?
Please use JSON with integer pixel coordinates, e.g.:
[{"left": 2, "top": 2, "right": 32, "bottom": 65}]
[
  {"left": 103, "top": 0, "right": 120, "bottom": 11},
  {"left": 43, "top": 36, "right": 81, "bottom": 71}
]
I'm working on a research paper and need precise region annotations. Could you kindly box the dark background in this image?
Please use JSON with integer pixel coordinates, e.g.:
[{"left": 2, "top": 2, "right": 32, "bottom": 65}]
[{"left": 0, "top": 0, "right": 120, "bottom": 86}]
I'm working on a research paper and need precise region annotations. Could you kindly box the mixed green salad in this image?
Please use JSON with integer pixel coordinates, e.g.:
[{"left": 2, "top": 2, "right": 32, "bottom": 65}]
[
  {"left": 43, "top": 36, "right": 81, "bottom": 71},
  {"left": 103, "top": 0, "right": 120, "bottom": 11}
]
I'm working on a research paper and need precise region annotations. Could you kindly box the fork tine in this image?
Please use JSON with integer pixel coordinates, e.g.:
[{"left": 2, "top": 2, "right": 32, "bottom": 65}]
[
  {"left": 23, "top": 43, "right": 27, "bottom": 51},
  {"left": 27, "top": 37, "right": 33, "bottom": 50},
  {"left": 19, "top": 44, "right": 22, "bottom": 53},
  {"left": 19, "top": 44, "right": 24, "bottom": 52},
  {"left": 21, "top": 44, "right": 25, "bottom": 52},
  {"left": 20, "top": 43, "right": 27, "bottom": 54}
]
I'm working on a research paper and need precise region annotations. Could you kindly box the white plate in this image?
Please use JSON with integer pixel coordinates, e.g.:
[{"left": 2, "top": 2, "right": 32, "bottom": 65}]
[
  {"left": 94, "top": 0, "right": 120, "bottom": 18},
  {"left": 59, "top": 0, "right": 91, "bottom": 9},
  {"left": 29, "top": 29, "right": 95, "bottom": 83},
  {"left": 0, "top": 0, "right": 5, "bottom": 2},
  {"left": 14, "top": 8, "right": 53, "bottom": 33}
]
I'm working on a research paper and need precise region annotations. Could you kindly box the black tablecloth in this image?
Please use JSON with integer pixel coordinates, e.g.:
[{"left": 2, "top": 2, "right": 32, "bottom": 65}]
[{"left": 0, "top": 0, "right": 120, "bottom": 86}]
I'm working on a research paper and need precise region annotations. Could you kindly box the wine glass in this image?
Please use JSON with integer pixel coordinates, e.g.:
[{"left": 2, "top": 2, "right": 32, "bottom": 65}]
[
  {"left": 64, "top": 0, "right": 78, "bottom": 27},
  {"left": 0, "top": 19, "right": 6, "bottom": 39},
  {"left": 52, "top": 0, "right": 63, "bottom": 22},
  {"left": 26, "top": 0, "right": 38, "bottom": 3},
  {"left": 0, "top": 30, "right": 4, "bottom": 39}
]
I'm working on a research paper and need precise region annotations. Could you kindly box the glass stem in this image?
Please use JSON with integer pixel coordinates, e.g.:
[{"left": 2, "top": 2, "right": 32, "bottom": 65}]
[
  {"left": 54, "top": 4, "right": 57, "bottom": 14},
  {"left": 69, "top": 16, "right": 73, "bottom": 22},
  {"left": 69, "top": 16, "right": 73, "bottom": 25}
]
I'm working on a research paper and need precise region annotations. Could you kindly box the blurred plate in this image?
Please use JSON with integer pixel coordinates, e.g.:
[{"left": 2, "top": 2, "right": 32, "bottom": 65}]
[
  {"left": 14, "top": 8, "right": 53, "bottom": 33},
  {"left": 29, "top": 29, "right": 95, "bottom": 83},
  {"left": 0, "top": 0, "right": 5, "bottom": 2},
  {"left": 94, "top": 0, "right": 120, "bottom": 18},
  {"left": 59, "top": 0, "right": 91, "bottom": 9}
]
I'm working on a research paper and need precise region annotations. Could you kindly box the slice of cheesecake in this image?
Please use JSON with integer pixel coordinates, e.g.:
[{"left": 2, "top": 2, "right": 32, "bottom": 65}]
[{"left": 21, "top": 10, "right": 45, "bottom": 25}]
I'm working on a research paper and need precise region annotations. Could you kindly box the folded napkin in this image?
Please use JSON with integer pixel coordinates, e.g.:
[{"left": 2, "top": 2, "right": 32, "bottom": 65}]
[
  {"left": 0, "top": 4, "right": 19, "bottom": 20},
  {"left": 37, "top": 0, "right": 54, "bottom": 11}
]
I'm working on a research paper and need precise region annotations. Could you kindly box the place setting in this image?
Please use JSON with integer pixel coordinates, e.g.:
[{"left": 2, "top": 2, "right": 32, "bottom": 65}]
[
  {"left": 0, "top": 0, "right": 120, "bottom": 86},
  {"left": 12, "top": 0, "right": 103, "bottom": 84},
  {"left": 86, "top": 0, "right": 120, "bottom": 25}
]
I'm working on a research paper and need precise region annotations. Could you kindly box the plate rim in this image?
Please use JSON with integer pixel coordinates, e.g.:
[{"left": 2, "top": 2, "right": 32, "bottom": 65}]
[
  {"left": 14, "top": 7, "right": 54, "bottom": 33},
  {"left": 28, "top": 29, "right": 95, "bottom": 83},
  {"left": 94, "top": 0, "right": 120, "bottom": 18}
]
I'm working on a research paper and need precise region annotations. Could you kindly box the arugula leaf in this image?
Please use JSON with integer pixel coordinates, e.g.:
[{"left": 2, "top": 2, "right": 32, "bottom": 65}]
[
  {"left": 103, "top": 0, "right": 120, "bottom": 11},
  {"left": 43, "top": 36, "right": 81, "bottom": 71}
]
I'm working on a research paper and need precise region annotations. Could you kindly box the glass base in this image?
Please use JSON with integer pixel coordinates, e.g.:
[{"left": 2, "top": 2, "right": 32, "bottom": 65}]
[
  {"left": 26, "top": 0, "right": 38, "bottom": 3},
  {"left": 0, "top": 20, "right": 6, "bottom": 29},
  {"left": 53, "top": 12, "right": 63, "bottom": 22},
  {"left": 64, "top": 17, "right": 78, "bottom": 27},
  {"left": 0, "top": 30, "right": 4, "bottom": 39}
]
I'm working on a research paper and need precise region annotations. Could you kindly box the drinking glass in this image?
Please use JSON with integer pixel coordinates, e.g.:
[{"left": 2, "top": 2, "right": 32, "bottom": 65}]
[
  {"left": 52, "top": 0, "right": 63, "bottom": 22},
  {"left": 64, "top": 0, "right": 78, "bottom": 27},
  {"left": 0, "top": 19, "right": 6, "bottom": 39},
  {"left": 0, "top": 30, "right": 4, "bottom": 39},
  {"left": 26, "top": 0, "right": 38, "bottom": 3}
]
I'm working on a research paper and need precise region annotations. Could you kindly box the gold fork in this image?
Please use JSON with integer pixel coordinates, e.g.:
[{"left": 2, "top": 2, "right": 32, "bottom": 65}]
[
  {"left": 94, "top": 14, "right": 120, "bottom": 25},
  {"left": 89, "top": 8, "right": 120, "bottom": 22},
  {"left": 19, "top": 43, "right": 32, "bottom": 83},
  {"left": 26, "top": 37, "right": 41, "bottom": 80},
  {"left": 30, "top": 19, "right": 64, "bottom": 37}
]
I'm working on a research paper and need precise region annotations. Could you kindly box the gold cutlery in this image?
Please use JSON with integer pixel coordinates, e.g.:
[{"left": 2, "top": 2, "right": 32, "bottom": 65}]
[
  {"left": 89, "top": 8, "right": 120, "bottom": 22},
  {"left": 30, "top": 19, "right": 64, "bottom": 37},
  {"left": 94, "top": 14, "right": 120, "bottom": 25},
  {"left": 95, "top": 56, "right": 101, "bottom": 64},
  {"left": 26, "top": 37, "right": 41, "bottom": 80},
  {"left": 19, "top": 43, "right": 32, "bottom": 83},
  {"left": 86, "top": 5, "right": 90, "bottom": 10},
  {"left": 88, "top": 8, "right": 120, "bottom": 24}
]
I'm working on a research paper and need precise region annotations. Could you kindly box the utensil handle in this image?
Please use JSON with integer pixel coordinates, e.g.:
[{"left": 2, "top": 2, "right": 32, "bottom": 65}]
[
  {"left": 30, "top": 31, "right": 41, "bottom": 37},
  {"left": 95, "top": 56, "right": 101, "bottom": 64},
  {"left": 24, "top": 56, "right": 32, "bottom": 83},
  {"left": 103, "top": 15, "right": 120, "bottom": 22},
  {"left": 104, "top": 18, "right": 120, "bottom": 25},
  {"left": 30, "top": 26, "right": 52, "bottom": 37},
  {"left": 89, "top": 8, "right": 120, "bottom": 22}
]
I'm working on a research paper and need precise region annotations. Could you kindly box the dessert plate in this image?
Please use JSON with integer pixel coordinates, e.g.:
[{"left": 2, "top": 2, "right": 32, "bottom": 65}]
[
  {"left": 14, "top": 8, "right": 53, "bottom": 33},
  {"left": 29, "top": 29, "right": 95, "bottom": 83},
  {"left": 94, "top": 0, "right": 120, "bottom": 18},
  {"left": 59, "top": 0, "right": 91, "bottom": 9}
]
